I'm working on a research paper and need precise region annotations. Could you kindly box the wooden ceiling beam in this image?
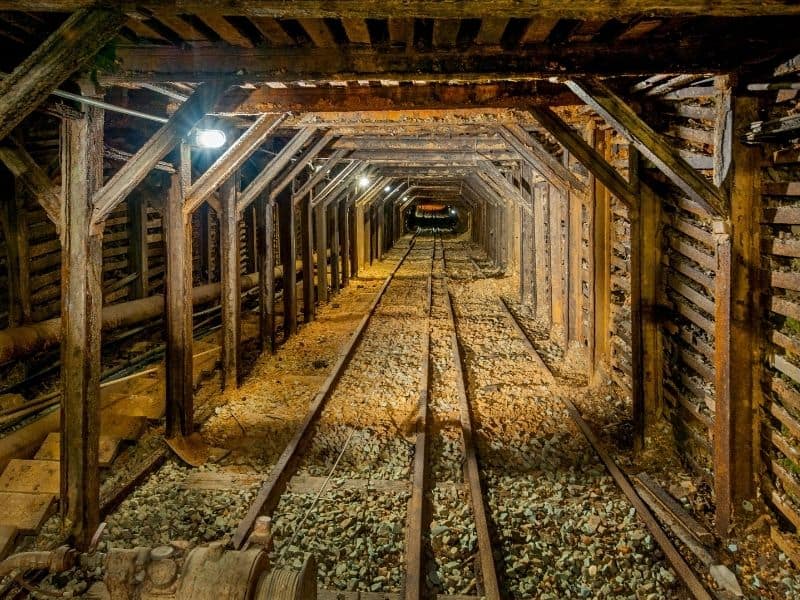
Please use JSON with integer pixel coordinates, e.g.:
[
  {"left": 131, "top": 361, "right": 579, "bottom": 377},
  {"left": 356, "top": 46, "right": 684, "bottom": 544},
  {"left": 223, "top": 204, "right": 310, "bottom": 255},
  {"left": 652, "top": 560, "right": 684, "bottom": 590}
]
[
  {"left": 104, "top": 38, "right": 759, "bottom": 83},
  {"left": 236, "top": 126, "right": 316, "bottom": 213},
  {"left": 269, "top": 131, "right": 336, "bottom": 201},
  {"left": 349, "top": 149, "right": 519, "bottom": 162},
  {"left": 0, "top": 140, "right": 62, "bottom": 229},
  {"left": 566, "top": 77, "right": 727, "bottom": 216},
  {"left": 528, "top": 106, "right": 637, "bottom": 207},
  {"left": 184, "top": 112, "right": 286, "bottom": 214},
  {"left": 314, "top": 161, "right": 368, "bottom": 208},
  {"left": 333, "top": 136, "right": 508, "bottom": 151},
  {"left": 0, "top": 8, "right": 125, "bottom": 142},
  {"left": 91, "top": 81, "right": 228, "bottom": 226},
  {"left": 9, "top": 2, "right": 800, "bottom": 18},
  {"left": 292, "top": 149, "right": 350, "bottom": 201},
  {"left": 499, "top": 124, "right": 585, "bottom": 193}
]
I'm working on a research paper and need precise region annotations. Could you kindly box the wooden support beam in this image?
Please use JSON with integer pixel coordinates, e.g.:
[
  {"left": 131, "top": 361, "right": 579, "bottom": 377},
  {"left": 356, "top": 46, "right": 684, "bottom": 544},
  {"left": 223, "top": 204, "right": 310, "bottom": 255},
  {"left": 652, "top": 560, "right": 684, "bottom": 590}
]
[
  {"left": 292, "top": 149, "right": 348, "bottom": 201},
  {"left": 219, "top": 176, "right": 241, "bottom": 389},
  {"left": 107, "top": 39, "right": 760, "bottom": 83},
  {"left": 0, "top": 8, "right": 124, "bottom": 142},
  {"left": 566, "top": 153, "right": 583, "bottom": 344},
  {"left": 92, "top": 83, "right": 227, "bottom": 226},
  {"left": 127, "top": 194, "right": 149, "bottom": 299},
  {"left": 237, "top": 127, "right": 316, "bottom": 213},
  {"left": 566, "top": 77, "right": 727, "bottom": 217},
  {"left": 256, "top": 194, "right": 276, "bottom": 353},
  {"left": 277, "top": 190, "right": 297, "bottom": 337},
  {"left": 528, "top": 106, "right": 637, "bottom": 207},
  {"left": 315, "top": 202, "right": 328, "bottom": 303},
  {"left": 339, "top": 198, "right": 350, "bottom": 287},
  {"left": 59, "top": 105, "right": 104, "bottom": 550},
  {"left": 184, "top": 112, "right": 286, "bottom": 214},
  {"left": 273, "top": 131, "right": 335, "bottom": 203},
  {"left": 164, "top": 147, "right": 194, "bottom": 436},
  {"left": 10, "top": 2, "right": 800, "bottom": 18},
  {"left": 550, "top": 184, "right": 567, "bottom": 341},
  {"left": 713, "top": 95, "right": 761, "bottom": 535},
  {"left": 591, "top": 128, "right": 612, "bottom": 382},
  {"left": 0, "top": 140, "right": 61, "bottom": 230},
  {"left": 301, "top": 196, "right": 315, "bottom": 322},
  {"left": 0, "top": 178, "right": 31, "bottom": 326},
  {"left": 500, "top": 124, "right": 585, "bottom": 193},
  {"left": 330, "top": 200, "right": 341, "bottom": 293}
]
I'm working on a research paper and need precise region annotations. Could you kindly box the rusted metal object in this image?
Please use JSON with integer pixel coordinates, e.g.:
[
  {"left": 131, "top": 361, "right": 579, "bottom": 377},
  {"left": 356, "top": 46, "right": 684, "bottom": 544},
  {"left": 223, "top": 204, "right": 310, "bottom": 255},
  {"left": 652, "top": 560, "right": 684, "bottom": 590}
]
[{"left": 0, "top": 545, "right": 75, "bottom": 578}]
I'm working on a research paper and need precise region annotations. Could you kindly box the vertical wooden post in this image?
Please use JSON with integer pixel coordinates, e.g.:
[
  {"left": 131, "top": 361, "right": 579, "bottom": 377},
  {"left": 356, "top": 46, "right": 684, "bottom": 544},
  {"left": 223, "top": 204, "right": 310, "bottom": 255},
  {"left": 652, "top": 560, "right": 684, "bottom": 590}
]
[
  {"left": 301, "top": 196, "right": 315, "bottom": 322},
  {"left": 315, "top": 201, "right": 328, "bottom": 303},
  {"left": 256, "top": 194, "right": 276, "bottom": 353},
  {"left": 355, "top": 203, "right": 365, "bottom": 274},
  {"left": 219, "top": 176, "right": 240, "bottom": 390},
  {"left": 128, "top": 194, "right": 149, "bottom": 299},
  {"left": 278, "top": 190, "right": 297, "bottom": 337},
  {"left": 376, "top": 203, "right": 384, "bottom": 261},
  {"left": 592, "top": 128, "right": 612, "bottom": 381},
  {"left": 1, "top": 177, "right": 31, "bottom": 325},
  {"left": 534, "top": 182, "right": 550, "bottom": 322},
  {"left": 629, "top": 148, "right": 645, "bottom": 451},
  {"left": 60, "top": 105, "right": 103, "bottom": 549},
  {"left": 331, "top": 199, "right": 340, "bottom": 294},
  {"left": 713, "top": 94, "right": 761, "bottom": 535},
  {"left": 340, "top": 198, "right": 350, "bottom": 286},
  {"left": 164, "top": 145, "right": 193, "bottom": 437},
  {"left": 567, "top": 155, "right": 583, "bottom": 344},
  {"left": 198, "top": 203, "right": 212, "bottom": 283}
]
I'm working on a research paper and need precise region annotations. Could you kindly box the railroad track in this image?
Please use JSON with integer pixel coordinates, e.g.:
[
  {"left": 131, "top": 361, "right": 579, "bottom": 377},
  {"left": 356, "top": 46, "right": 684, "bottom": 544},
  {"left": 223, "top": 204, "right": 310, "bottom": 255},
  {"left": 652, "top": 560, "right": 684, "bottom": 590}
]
[{"left": 442, "top": 237, "right": 713, "bottom": 599}]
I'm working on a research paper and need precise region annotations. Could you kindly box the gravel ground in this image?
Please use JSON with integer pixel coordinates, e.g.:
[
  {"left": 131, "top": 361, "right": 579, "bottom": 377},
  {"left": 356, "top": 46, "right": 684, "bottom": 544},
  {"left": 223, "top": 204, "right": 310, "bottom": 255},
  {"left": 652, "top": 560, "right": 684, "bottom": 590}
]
[
  {"left": 444, "top": 238, "right": 683, "bottom": 599},
  {"left": 269, "top": 239, "right": 435, "bottom": 593}
]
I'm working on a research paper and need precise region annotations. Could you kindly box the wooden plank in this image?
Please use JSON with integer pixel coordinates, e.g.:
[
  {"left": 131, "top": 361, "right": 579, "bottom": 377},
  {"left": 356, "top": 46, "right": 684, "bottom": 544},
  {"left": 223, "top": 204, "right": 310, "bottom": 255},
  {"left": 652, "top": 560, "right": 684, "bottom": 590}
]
[
  {"left": 198, "top": 14, "right": 254, "bottom": 47},
  {"left": 433, "top": 18, "right": 460, "bottom": 48},
  {"left": 91, "top": 83, "right": 227, "bottom": 225},
  {"left": 298, "top": 18, "right": 336, "bottom": 47},
  {"left": 529, "top": 106, "right": 636, "bottom": 207},
  {"left": 257, "top": 195, "right": 276, "bottom": 352},
  {"left": 0, "top": 459, "right": 59, "bottom": 495},
  {"left": 0, "top": 492, "right": 55, "bottom": 534},
  {"left": 0, "top": 525, "right": 16, "bottom": 560},
  {"left": 476, "top": 18, "right": 507, "bottom": 45},
  {"left": 669, "top": 237, "right": 716, "bottom": 271},
  {"left": 763, "top": 181, "right": 800, "bottom": 196},
  {"left": 219, "top": 177, "right": 241, "bottom": 389},
  {"left": 60, "top": 106, "right": 103, "bottom": 550},
  {"left": 0, "top": 141, "right": 61, "bottom": 229},
  {"left": 278, "top": 191, "right": 298, "bottom": 336},
  {"left": 35, "top": 433, "right": 121, "bottom": 467},
  {"left": 237, "top": 127, "right": 316, "bottom": 213},
  {"left": 567, "top": 77, "right": 726, "bottom": 217},
  {"left": 0, "top": 8, "right": 124, "bottom": 142},
  {"left": 164, "top": 156, "right": 194, "bottom": 437},
  {"left": 341, "top": 18, "right": 371, "bottom": 44}
]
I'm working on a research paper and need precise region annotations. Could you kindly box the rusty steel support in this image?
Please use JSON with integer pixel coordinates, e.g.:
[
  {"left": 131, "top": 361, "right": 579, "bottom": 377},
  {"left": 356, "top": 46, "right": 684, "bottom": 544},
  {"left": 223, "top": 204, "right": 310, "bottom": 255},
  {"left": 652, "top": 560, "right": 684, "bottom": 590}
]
[
  {"left": 164, "top": 144, "right": 194, "bottom": 437},
  {"left": 219, "top": 176, "right": 241, "bottom": 390},
  {"left": 60, "top": 105, "right": 104, "bottom": 550}
]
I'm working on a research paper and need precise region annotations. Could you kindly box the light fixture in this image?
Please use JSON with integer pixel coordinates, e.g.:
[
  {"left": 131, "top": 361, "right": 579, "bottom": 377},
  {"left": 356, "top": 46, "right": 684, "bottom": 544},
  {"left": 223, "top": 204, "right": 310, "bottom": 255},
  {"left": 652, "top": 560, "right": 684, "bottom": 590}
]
[
  {"left": 358, "top": 175, "right": 371, "bottom": 188},
  {"left": 384, "top": 185, "right": 391, "bottom": 192},
  {"left": 450, "top": 208, "right": 456, "bottom": 215},
  {"left": 194, "top": 129, "right": 227, "bottom": 149}
]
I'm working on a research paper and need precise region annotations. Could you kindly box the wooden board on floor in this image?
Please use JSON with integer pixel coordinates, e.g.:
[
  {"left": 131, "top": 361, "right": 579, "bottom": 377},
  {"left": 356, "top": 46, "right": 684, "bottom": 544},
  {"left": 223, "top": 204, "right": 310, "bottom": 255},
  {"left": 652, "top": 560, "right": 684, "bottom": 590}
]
[
  {"left": 0, "top": 492, "right": 55, "bottom": 533},
  {"left": 0, "top": 459, "right": 59, "bottom": 494},
  {"left": 34, "top": 433, "right": 121, "bottom": 467},
  {"left": 105, "top": 393, "right": 165, "bottom": 420},
  {"left": 100, "top": 414, "right": 146, "bottom": 441},
  {"left": 180, "top": 471, "right": 265, "bottom": 491},
  {"left": 287, "top": 475, "right": 410, "bottom": 495},
  {"left": 0, "top": 525, "right": 17, "bottom": 560}
]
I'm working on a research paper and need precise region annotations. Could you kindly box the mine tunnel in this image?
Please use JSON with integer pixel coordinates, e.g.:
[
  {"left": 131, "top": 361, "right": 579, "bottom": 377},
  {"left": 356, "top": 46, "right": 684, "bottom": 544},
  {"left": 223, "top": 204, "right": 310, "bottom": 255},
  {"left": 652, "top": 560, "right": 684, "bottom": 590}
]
[{"left": 1, "top": 3, "right": 800, "bottom": 599}]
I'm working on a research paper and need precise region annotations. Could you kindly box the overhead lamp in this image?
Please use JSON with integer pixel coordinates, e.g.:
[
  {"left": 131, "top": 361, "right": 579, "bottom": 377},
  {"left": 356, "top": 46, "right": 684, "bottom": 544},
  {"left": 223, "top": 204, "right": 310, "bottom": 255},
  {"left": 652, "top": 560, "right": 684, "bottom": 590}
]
[
  {"left": 384, "top": 185, "right": 392, "bottom": 192},
  {"left": 358, "top": 175, "right": 371, "bottom": 188},
  {"left": 194, "top": 129, "right": 227, "bottom": 149}
]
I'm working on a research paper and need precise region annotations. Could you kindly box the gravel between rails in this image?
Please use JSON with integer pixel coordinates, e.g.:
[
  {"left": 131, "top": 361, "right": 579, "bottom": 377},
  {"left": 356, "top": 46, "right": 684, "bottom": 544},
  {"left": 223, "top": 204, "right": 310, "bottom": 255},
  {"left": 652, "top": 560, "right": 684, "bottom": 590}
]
[
  {"left": 269, "top": 239, "right": 435, "bottom": 593},
  {"left": 444, "top": 237, "right": 683, "bottom": 600}
]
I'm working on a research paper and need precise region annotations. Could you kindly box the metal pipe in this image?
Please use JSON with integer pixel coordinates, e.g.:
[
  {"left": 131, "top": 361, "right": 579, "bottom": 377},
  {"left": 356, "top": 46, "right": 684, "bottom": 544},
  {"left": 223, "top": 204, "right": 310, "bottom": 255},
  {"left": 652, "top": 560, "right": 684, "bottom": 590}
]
[{"left": 50, "top": 89, "right": 169, "bottom": 124}]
